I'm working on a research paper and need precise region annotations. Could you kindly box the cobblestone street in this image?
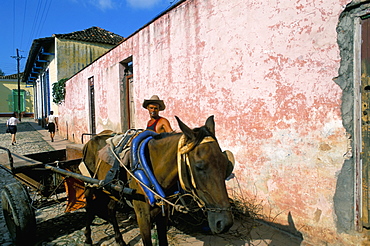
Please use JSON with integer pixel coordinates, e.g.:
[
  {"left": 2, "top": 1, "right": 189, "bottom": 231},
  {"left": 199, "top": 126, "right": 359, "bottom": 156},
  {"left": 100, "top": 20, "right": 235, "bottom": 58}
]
[{"left": 0, "top": 117, "right": 303, "bottom": 246}]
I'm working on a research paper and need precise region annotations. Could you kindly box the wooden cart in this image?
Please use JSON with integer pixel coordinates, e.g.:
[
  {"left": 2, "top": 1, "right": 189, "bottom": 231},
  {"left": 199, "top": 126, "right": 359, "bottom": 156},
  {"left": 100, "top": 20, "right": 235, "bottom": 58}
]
[{"left": 0, "top": 146, "right": 132, "bottom": 245}]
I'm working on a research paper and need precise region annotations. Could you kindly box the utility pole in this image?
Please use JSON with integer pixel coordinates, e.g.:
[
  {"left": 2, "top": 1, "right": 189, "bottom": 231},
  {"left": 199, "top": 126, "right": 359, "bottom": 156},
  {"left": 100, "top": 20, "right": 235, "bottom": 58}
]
[{"left": 11, "top": 49, "right": 25, "bottom": 122}]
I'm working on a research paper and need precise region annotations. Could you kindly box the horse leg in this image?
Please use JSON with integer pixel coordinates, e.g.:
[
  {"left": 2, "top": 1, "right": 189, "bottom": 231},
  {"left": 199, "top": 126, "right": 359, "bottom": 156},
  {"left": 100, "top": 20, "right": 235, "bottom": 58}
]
[
  {"left": 84, "top": 212, "right": 94, "bottom": 246},
  {"left": 154, "top": 212, "right": 169, "bottom": 246},
  {"left": 134, "top": 201, "right": 153, "bottom": 246},
  {"left": 84, "top": 189, "right": 95, "bottom": 246},
  {"left": 107, "top": 200, "right": 127, "bottom": 246}
]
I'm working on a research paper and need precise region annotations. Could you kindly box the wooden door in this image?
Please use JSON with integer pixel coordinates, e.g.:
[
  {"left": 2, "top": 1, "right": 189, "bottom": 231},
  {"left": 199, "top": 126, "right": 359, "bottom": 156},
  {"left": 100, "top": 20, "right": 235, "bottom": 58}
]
[
  {"left": 88, "top": 76, "right": 96, "bottom": 134},
  {"left": 361, "top": 17, "right": 370, "bottom": 228},
  {"left": 122, "top": 74, "right": 134, "bottom": 129},
  {"left": 120, "top": 59, "right": 134, "bottom": 131},
  {"left": 12, "top": 90, "right": 25, "bottom": 112}
]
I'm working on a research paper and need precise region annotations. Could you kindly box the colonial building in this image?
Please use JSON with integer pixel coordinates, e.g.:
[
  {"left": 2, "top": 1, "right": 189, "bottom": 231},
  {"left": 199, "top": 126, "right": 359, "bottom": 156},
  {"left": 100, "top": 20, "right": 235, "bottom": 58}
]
[
  {"left": 0, "top": 73, "right": 33, "bottom": 117},
  {"left": 54, "top": 0, "right": 370, "bottom": 244},
  {"left": 22, "top": 26, "right": 124, "bottom": 124}
]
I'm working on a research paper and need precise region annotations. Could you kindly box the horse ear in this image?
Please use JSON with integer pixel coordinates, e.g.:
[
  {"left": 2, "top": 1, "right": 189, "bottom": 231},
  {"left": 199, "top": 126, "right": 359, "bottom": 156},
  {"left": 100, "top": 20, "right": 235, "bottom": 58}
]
[
  {"left": 175, "top": 116, "right": 195, "bottom": 140},
  {"left": 205, "top": 115, "right": 215, "bottom": 135},
  {"left": 223, "top": 150, "right": 235, "bottom": 179}
]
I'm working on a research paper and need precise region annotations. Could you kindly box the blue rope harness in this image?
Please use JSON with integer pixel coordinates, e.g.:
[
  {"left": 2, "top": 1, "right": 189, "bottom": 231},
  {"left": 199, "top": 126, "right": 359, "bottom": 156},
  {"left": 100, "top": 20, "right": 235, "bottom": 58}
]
[{"left": 131, "top": 130, "right": 166, "bottom": 205}]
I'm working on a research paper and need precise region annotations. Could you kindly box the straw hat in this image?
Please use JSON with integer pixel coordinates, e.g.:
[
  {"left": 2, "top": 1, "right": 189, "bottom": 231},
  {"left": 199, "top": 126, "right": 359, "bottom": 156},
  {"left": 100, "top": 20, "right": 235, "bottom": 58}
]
[{"left": 142, "top": 95, "right": 166, "bottom": 111}]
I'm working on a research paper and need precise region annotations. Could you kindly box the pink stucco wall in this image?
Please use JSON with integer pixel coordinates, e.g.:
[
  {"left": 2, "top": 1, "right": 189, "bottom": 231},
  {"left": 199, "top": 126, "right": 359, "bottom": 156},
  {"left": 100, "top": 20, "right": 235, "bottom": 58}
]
[{"left": 59, "top": 0, "right": 364, "bottom": 243}]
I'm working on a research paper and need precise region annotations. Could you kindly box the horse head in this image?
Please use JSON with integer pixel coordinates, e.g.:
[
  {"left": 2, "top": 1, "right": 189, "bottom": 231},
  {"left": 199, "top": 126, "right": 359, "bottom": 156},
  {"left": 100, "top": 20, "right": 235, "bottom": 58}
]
[{"left": 175, "top": 115, "right": 234, "bottom": 234}]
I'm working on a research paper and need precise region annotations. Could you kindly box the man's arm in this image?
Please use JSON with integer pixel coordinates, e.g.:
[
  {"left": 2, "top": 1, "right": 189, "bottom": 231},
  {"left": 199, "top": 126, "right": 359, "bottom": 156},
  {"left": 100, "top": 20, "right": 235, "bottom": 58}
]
[{"left": 160, "top": 118, "right": 173, "bottom": 133}]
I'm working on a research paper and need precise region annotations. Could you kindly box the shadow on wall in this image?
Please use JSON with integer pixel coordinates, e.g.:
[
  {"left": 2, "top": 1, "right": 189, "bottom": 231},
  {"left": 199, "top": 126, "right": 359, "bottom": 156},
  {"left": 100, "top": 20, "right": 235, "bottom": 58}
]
[{"left": 255, "top": 212, "right": 303, "bottom": 245}]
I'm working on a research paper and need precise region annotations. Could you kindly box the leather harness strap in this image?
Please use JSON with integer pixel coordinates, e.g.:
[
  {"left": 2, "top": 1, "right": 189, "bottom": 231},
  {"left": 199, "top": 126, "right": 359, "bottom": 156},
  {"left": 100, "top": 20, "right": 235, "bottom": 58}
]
[{"left": 177, "top": 135, "right": 215, "bottom": 192}]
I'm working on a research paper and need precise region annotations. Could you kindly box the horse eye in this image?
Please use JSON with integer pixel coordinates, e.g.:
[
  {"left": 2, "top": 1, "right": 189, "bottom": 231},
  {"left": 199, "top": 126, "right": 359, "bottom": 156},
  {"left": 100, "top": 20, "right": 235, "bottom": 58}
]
[{"left": 195, "top": 161, "right": 206, "bottom": 171}]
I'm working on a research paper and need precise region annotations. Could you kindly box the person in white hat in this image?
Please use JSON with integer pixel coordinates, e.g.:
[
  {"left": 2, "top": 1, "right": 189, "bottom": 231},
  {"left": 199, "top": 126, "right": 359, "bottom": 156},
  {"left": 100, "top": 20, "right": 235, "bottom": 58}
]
[{"left": 142, "top": 95, "right": 173, "bottom": 133}]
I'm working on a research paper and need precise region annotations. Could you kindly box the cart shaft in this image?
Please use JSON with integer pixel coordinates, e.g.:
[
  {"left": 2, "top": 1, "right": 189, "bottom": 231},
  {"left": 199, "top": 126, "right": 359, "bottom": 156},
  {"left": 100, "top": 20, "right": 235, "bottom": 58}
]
[{"left": 44, "top": 164, "right": 134, "bottom": 195}]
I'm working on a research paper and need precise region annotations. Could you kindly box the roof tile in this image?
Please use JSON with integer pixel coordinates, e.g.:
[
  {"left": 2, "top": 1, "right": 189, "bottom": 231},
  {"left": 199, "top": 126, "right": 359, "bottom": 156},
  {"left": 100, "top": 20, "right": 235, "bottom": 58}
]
[
  {"left": 0, "top": 73, "right": 23, "bottom": 80},
  {"left": 53, "top": 26, "right": 124, "bottom": 45}
]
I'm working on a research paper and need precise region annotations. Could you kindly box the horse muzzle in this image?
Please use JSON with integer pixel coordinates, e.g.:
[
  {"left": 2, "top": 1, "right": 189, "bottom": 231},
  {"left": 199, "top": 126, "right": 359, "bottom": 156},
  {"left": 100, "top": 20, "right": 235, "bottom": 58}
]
[{"left": 207, "top": 210, "right": 234, "bottom": 234}]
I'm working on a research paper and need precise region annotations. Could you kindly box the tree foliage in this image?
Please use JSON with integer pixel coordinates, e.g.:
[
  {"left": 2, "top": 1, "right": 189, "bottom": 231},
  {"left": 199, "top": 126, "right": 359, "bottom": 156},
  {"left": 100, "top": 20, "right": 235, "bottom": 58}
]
[
  {"left": 0, "top": 68, "right": 5, "bottom": 76},
  {"left": 52, "top": 78, "right": 68, "bottom": 105}
]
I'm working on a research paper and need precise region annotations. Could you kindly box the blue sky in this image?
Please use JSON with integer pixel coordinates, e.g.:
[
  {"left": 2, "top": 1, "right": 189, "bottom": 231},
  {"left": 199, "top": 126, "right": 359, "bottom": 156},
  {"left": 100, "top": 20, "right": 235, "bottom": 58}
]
[{"left": 0, "top": 0, "right": 179, "bottom": 75}]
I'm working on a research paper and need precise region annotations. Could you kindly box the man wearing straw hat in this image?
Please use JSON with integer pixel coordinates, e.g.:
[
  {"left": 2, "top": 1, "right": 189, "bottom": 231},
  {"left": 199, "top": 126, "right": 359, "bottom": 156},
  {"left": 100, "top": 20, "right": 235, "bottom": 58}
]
[{"left": 142, "top": 95, "right": 173, "bottom": 133}]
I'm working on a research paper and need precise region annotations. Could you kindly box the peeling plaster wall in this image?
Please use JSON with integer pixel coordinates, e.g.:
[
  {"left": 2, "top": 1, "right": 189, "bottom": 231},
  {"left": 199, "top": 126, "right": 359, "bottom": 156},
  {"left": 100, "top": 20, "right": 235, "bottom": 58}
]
[
  {"left": 59, "top": 60, "right": 123, "bottom": 142},
  {"left": 58, "top": 0, "right": 370, "bottom": 243}
]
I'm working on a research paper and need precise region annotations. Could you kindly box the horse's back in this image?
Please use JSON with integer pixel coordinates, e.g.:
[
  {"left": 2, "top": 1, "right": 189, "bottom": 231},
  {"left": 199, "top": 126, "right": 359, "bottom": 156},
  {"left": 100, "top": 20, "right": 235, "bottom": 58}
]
[
  {"left": 82, "top": 130, "right": 116, "bottom": 178},
  {"left": 83, "top": 130, "right": 115, "bottom": 157}
]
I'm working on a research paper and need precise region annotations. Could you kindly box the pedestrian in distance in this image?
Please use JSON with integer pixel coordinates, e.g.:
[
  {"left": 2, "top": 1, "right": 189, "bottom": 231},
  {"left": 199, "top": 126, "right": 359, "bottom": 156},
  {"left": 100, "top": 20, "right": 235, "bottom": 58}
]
[
  {"left": 6, "top": 112, "right": 20, "bottom": 145},
  {"left": 45, "top": 111, "right": 58, "bottom": 142}
]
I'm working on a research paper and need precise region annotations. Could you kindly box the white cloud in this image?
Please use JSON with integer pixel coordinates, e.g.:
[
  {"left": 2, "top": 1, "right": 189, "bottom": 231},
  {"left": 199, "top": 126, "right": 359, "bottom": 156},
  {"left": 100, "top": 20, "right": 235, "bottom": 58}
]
[
  {"left": 98, "top": 0, "right": 114, "bottom": 9},
  {"left": 71, "top": 0, "right": 164, "bottom": 10},
  {"left": 69, "top": 0, "right": 120, "bottom": 10},
  {"left": 127, "top": 0, "right": 163, "bottom": 9},
  {"left": 91, "top": 0, "right": 114, "bottom": 10}
]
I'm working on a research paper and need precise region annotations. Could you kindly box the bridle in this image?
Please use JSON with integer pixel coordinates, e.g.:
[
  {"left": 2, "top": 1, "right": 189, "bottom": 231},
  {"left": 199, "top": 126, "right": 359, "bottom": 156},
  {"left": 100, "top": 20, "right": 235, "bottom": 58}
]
[
  {"left": 177, "top": 135, "right": 215, "bottom": 210},
  {"left": 177, "top": 135, "right": 215, "bottom": 191},
  {"left": 177, "top": 134, "right": 232, "bottom": 212}
]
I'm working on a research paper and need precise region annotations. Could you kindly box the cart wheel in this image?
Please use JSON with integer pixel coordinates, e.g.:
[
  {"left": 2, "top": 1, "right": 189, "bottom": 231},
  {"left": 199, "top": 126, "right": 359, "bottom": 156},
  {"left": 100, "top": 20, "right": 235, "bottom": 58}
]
[{"left": 1, "top": 182, "right": 36, "bottom": 244}]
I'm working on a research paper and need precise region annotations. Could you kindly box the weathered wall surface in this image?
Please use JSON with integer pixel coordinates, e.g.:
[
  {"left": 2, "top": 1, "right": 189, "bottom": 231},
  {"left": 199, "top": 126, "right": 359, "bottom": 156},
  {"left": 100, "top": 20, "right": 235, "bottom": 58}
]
[
  {"left": 55, "top": 38, "right": 114, "bottom": 81},
  {"left": 59, "top": 50, "right": 125, "bottom": 142},
  {"left": 58, "top": 0, "right": 370, "bottom": 244}
]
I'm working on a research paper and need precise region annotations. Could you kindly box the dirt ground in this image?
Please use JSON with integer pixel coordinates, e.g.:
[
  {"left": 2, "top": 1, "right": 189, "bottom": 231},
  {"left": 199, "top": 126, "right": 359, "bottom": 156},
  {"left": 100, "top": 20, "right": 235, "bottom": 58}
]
[
  {"left": 0, "top": 176, "right": 303, "bottom": 246},
  {"left": 31, "top": 199, "right": 303, "bottom": 246}
]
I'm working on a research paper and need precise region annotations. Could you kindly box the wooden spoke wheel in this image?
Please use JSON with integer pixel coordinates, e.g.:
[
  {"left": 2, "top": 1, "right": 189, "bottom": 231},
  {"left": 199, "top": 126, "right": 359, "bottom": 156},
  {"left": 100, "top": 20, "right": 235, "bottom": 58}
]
[{"left": 1, "top": 182, "right": 36, "bottom": 244}]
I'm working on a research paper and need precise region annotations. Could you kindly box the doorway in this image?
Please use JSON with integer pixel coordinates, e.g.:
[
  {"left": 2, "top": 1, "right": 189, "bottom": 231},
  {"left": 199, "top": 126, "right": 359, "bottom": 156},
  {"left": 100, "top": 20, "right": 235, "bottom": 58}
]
[
  {"left": 88, "top": 76, "right": 96, "bottom": 134},
  {"left": 11, "top": 89, "right": 25, "bottom": 112},
  {"left": 361, "top": 16, "right": 370, "bottom": 228},
  {"left": 119, "top": 57, "right": 134, "bottom": 131}
]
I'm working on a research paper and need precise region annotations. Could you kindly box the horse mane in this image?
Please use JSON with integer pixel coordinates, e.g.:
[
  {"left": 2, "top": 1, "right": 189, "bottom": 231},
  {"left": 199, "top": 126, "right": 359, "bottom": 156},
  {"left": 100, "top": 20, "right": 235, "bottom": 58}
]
[
  {"left": 152, "top": 131, "right": 181, "bottom": 140},
  {"left": 149, "top": 125, "right": 217, "bottom": 146}
]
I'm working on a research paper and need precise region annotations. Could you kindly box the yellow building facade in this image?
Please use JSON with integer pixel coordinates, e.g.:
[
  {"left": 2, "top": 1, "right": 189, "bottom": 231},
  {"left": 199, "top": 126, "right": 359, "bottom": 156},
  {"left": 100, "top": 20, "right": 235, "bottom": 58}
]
[{"left": 0, "top": 73, "right": 34, "bottom": 117}]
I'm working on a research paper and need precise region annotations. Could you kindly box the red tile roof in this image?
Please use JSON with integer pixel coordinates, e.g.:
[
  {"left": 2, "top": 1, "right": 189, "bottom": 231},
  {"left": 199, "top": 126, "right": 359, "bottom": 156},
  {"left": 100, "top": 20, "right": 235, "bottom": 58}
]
[
  {"left": 0, "top": 73, "right": 23, "bottom": 80},
  {"left": 53, "top": 26, "right": 124, "bottom": 45}
]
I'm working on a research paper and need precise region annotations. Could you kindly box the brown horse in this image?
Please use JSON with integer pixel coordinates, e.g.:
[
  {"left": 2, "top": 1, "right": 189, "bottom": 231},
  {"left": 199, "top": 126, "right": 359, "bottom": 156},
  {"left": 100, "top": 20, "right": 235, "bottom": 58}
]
[
  {"left": 82, "top": 116, "right": 233, "bottom": 246},
  {"left": 81, "top": 129, "right": 127, "bottom": 245}
]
